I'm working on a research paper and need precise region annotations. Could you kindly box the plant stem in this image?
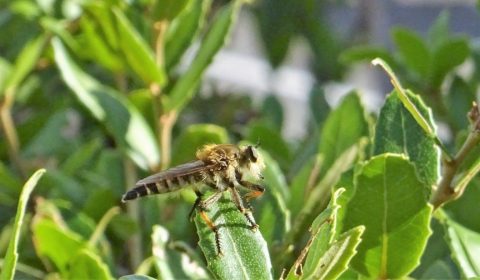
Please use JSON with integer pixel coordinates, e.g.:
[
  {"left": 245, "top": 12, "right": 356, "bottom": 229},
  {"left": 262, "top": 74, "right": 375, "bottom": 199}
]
[
  {"left": 154, "top": 20, "right": 169, "bottom": 68},
  {"left": 0, "top": 88, "right": 26, "bottom": 178},
  {"left": 88, "top": 206, "right": 120, "bottom": 247},
  {"left": 159, "top": 110, "right": 177, "bottom": 170},
  {"left": 123, "top": 159, "right": 142, "bottom": 269},
  {"left": 430, "top": 126, "right": 480, "bottom": 209}
]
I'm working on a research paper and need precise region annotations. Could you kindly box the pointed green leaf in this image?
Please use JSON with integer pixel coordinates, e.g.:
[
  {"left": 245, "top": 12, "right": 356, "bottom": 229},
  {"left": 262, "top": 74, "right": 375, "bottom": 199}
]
[
  {"left": 303, "top": 226, "right": 365, "bottom": 280},
  {"left": 446, "top": 76, "right": 475, "bottom": 131},
  {"left": 339, "top": 46, "right": 395, "bottom": 68},
  {"left": 195, "top": 194, "right": 273, "bottom": 280},
  {"left": 302, "top": 189, "right": 343, "bottom": 277},
  {"left": 52, "top": 38, "right": 160, "bottom": 170},
  {"left": 318, "top": 92, "right": 369, "bottom": 172},
  {"left": 2, "top": 35, "right": 46, "bottom": 95},
  {"left": 1, "top": 169, "right": 45, "bottom": 280},
  {"left": 428, "top": 11, "right": 450, "bottom": 49},
  {"left": 32, "top": 219, "right": 84, "bottom": 273},
  {"left": 165, "top": 1, "right": 242, "bottom": 111},
  {"left": 79, "top": 16, "right": 124, "bottom": 72},
  {"left": 392, "top": 27, "right": 431, "bottom": 78},
  {"left": 429, "top": 38, "right": 469, "bottom": 89},
  {"left": 445, "top": 218, "right": 480, "bottom": 278},
  {"left": 373, "top": 90, "right": 439, "bottom": 187},
  {"left": 113, "top": 8, "right": 166, "bottom": 86},
  {"left": 341, "top": 154, "right": 432, "bottom": 279},
  {"left": 153, "top": 0, "right": 190, "bottom": 21},
  {"left": 66, "top": 249, "right": 113, "bottom": 280},
  {"left": 256, "top": 150, "right": 290, "bottom": 246},
  {"left": 165, "top": 0, "right": 211, "bottom": 71}
]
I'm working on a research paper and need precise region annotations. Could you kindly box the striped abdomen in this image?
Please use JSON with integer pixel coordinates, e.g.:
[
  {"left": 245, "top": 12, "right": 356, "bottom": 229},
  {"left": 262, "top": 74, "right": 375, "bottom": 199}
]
[{"left": 122, "top": 173, "right": 203, "bottom": 202}]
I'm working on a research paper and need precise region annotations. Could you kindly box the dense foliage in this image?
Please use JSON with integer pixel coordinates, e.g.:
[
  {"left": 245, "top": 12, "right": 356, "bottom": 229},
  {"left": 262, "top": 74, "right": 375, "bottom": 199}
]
[{"left": 1, "top": 0, "right": 480, "bottom": 279}]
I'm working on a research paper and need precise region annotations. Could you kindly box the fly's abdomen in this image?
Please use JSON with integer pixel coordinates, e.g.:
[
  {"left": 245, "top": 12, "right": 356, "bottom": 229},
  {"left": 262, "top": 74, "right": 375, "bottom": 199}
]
[{"left": 121, "top": 174, "right": 201, "bottom": 202}]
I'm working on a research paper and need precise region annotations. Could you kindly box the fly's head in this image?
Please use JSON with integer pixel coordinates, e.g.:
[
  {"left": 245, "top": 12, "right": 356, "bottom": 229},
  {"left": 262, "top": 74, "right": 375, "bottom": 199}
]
[{"left": 240, "top": 145, "right": 265, "bottom": 180}]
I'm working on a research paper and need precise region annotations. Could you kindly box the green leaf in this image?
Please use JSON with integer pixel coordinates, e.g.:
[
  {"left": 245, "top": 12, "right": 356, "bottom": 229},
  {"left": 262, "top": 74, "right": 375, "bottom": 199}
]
[
  {"left": 373, "top": 90, "right": 439, "bottom": 187},
  {"left": 165, "top": 0, "right": 211, "bottom": 71},
  {"left": 171, "top": 124, "right": 229, "bottom": 165},
  {"left": 285, "top": 189, "right": 364, "bottom": 280},
  {"left": 445, "top": 217, "right": 480, "bottom": 278},
  {"left": 0, "top": 169, "right": 45, "bottom": 280},
  {"left": 165, "top": 1, "right": 242, "bottom": 111},
  {"left": 339, "top": 46, "right": 395, "bottom": 68},
  {"left": 32, "top": 218, "right": 84, "bottom": 273},
  {"left": 255, "top": 0, "right": 295, "bottom": 68},
  {"left": 429, "top": 38, "right": 469, "bottom": 89},
  {"left": 301, "top": 189, "right": 343, "bottom": 277},
  {"left": 287, "top": 144, "right": 360, "bottom": 250},
  {"left": 113, "top": 8, "right": 166, "bottom": 86},
  {"left": 288, "top": 155, "right": 322, "bottom": 218},
  {"left": 446, "top": 179, "right": 480, "bottom": 232},
  {"left": 83, "top": 2, "right": 120, "bottom": 50},
  {"left": 53, "top": 38, "right": 160, "bottom": 170},
  {"left": 2, "top": 35, "right": 46, "bottom": 95},
  {"left": 153, "top": 0, "right": 190, "bottom": 21},
  {"left": 79, "top": 16, "right": 124, "bottom": 72},
  {"left": 318, "top": 92, "right": 369, "bottom": 172},
  {"left": 446, "top": 76, "right": 475, "bottom": 131},
  {"left": 341, "top": 154, "right": 432, "bottom": 278},
  {"left": 302, "top": 226, "right": 365, "bottom": 280},
  {"left": 428, "top": 11, "right": 450, "bottom": 49},
  {"left": 194, "top": 195, "right": 273, "bottom": 280},
  {"left": 66, "top": 249, "right": 113, "bottom": 280},
  {"left": 256, "top": 150, "right": 290, "bottom": 246},
  {"left": 392, "top": 28, "right": 430, "bottom": 78}
]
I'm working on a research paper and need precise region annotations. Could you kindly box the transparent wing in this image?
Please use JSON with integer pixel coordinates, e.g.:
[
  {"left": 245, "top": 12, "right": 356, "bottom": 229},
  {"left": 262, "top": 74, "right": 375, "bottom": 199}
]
[{"left": 135, "top": 160, "right": 207, "bottom": 186}]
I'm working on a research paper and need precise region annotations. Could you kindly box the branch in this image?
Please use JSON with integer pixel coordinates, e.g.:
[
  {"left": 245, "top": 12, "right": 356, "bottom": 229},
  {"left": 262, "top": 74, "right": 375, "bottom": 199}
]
[{"left": 430, "top": 102, "right": 480, "bottom": 209}]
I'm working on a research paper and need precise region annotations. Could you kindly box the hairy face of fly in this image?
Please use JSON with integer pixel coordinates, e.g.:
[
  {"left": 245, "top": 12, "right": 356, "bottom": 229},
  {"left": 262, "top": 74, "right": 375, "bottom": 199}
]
[{"left": 240, "top": 145, "right": 265, "bottom": 180}]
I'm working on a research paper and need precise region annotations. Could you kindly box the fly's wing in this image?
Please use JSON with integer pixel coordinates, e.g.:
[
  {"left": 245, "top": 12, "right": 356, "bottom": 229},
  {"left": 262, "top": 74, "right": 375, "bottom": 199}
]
[
  {"left": 136, "top": 160, "right": 207, "bottom": 185},
  {"left": 122, "top": 160, "right": 208, "bottom": 202}
]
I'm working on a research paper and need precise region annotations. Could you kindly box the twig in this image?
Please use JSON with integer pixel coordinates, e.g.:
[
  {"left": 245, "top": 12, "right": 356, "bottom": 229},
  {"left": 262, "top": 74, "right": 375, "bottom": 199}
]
[
  {"left": 159, "top": 110, "right": 177, "bottom": 170},
  {"left": 124, "top": 159, "right": 142, "bottom": 269},
  {"left": 0, "top": 88, "right": 26, "bottom": 178},
  {"left": 430, "top": 102, "right": 480, "bottom": 208}
]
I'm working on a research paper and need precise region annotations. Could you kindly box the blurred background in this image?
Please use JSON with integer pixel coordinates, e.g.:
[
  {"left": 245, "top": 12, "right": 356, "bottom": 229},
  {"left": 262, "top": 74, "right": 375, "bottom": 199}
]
[{"left": 204, "top": 0, "right": 480, "bottom": 139}]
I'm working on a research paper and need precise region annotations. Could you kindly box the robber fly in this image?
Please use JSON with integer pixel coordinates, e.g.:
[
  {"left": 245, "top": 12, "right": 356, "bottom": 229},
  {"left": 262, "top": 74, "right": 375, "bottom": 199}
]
[{"left": 122, "top": 144, "right": 265, "bottom": 255}]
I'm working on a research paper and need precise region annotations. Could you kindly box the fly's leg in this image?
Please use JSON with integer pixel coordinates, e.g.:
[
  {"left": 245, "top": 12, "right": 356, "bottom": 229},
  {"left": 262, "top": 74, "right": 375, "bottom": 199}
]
[
  {"left": 189, "top": 190, "right": 203, "bottom": 221},
  {"left": 193, "top": 190, "right": 224, "bottom": 256},
  {"left": 235, "top": 170, "right": 265, "bottom": 202},
  {"left": 228, "top": 186, "right": 259, "bottom": 231}
]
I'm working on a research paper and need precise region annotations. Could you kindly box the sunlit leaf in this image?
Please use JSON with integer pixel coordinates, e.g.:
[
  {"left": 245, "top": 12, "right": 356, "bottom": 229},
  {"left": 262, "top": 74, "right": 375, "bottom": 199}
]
[
  {"left": 445, "top": 218, "right": 480, "bottom": 278},
  {"left": 165, "top": 1, "right": 242, "bottom": 111},
  {"left": 113, "top": 8, "right": 166, "bottom": 86},
  {"left": 373, "top": 90, "right": 439, "bottom": 187},
  {"left": 392, "top": 27, "right": 430, "bottom": 78},
  {"left": 195, "top": 195, "right": 273, "bottom": 279},
  {"left": 165, "top": 0, "right": 211, "bottom": 70},
  {"left": 53, "top": 38, "right": 160, "bottom": 170},
  {"left": 0, "top": 169, "right": 45, "bottom": 280},
  {"left": 340, "top": 154, "right": 432, "bottom": 278}
]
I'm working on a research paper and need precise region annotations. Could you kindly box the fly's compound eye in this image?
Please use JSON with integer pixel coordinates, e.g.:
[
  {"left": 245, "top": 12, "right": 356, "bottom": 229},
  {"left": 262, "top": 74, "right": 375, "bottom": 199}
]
[{"left": 247, "top": 146, "right": 258, "bottom": 163}]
